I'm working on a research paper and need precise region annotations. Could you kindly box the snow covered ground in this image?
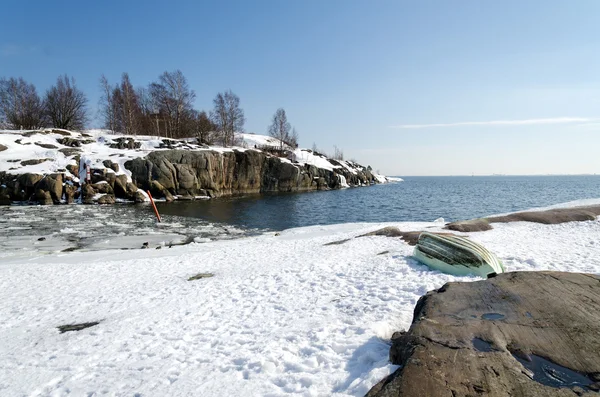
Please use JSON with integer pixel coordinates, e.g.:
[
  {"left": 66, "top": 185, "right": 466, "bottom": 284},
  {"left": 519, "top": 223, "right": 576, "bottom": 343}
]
[{"left": 1, "top": 203, "right": 599, "bottom": 396}]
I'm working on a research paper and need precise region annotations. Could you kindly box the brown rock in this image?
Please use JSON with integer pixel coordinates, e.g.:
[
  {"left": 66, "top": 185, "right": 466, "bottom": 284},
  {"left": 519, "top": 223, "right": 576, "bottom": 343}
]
[
  {"left": 20, "top": 158, "right": 52, "bottom": 166},
  {"left": 66, "top": 163, "right": 79, "bottom": 175},
  {"left": 34, "top": 142, "right": 58, "bottom": 149},
  {"left": 369, "top": 271, "right": 600, "bottom": 397},
  {"left": 134, "top": 190, "right": 147, "bottom": 203},
  {"left": 59, "top": 148, "right": 82, "bottom": 157},
  {"left": 35, "top": 173, "right": 63, "bottom": 204},
  {"left": 97, "top": 194, "right": 116, "bottom": 204},
  {"left": 64, "top": 184, "right": 78, "bottom": 204},
  {"left": 35, "top": 189, "right": 53, "bottom": 205},
  {"left": 0, "top": 144, "right": 7, "bottom": 152},
  {"left": 82, "top": 184, "right": 96, "bottom": 204}
]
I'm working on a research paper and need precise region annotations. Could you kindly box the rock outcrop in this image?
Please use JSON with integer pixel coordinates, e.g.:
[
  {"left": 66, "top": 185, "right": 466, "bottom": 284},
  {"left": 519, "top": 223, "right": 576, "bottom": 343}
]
[
  {"left": 0, "top": 130, "right": 384, "bottom": 204},
  {"left": 124, "top": 149, "right": 377, "bottom": 199},
  {"left": 447, "top": 206, "right": 600, "bottom": 232},
  {"left": 367, "top": 271, "right": 600, "bottom": 397}
]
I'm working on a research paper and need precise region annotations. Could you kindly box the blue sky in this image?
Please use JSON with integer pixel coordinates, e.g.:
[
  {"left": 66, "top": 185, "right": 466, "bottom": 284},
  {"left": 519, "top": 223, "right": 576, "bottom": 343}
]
[{"left": 1, "top": 0, "right": 599, "bottom": 175}]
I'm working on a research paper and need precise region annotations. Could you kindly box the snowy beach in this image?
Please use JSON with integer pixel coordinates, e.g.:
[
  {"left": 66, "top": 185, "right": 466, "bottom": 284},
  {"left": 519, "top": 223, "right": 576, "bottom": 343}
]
[{"left": 1, "top": 202, "right": 600, "bottom": 396}]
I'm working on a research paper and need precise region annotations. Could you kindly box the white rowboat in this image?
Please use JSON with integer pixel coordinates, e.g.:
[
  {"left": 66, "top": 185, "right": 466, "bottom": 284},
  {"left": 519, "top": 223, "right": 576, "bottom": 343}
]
[{"left": 413, "top": 232, "right": 505, "bottom": 278}]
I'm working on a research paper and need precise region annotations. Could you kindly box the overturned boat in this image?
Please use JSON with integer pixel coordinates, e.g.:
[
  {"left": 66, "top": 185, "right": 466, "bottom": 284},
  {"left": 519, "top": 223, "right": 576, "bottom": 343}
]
[{"left": 413, "top": 232, "right": 505, "bottom": 278}]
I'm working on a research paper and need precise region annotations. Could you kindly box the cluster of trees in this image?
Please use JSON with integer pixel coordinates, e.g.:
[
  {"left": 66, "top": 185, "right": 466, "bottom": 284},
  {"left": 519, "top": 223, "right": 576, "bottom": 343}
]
[
  {"left": 0, "top": 75, "right": 87, "bottom": 130},
  {"left": 99, "top": 71, "right": 248, "bottom": 145},
  {"left": 0, "top": 70, "right": 301, "bottom": 149}
]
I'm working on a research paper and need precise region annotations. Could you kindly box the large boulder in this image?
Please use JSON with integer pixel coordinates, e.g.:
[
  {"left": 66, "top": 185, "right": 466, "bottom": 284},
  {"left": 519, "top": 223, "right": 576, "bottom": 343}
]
[
  {"left": 367, "top": 271, "right": 600, "bottom": 397},
  {"left": 0, "top": 185, "right": 11, "bottom": 205},
  {"left": 97, "top": 194, "right": 116, "bottom": 205},
  {"left": 34, "top": 173, "right": 63, "bottom": 204},
  {"left": 12, "top": 173, "right": 44, "bottom": 201},
  {"left": 81, "top": 184, "right": 96, "bottom": 204},
  {"left": 35, "top": 189, "right": 53, "bottom": 205},
  {"left": 64, "top": 184, "right": 78, "bottom": 204}
]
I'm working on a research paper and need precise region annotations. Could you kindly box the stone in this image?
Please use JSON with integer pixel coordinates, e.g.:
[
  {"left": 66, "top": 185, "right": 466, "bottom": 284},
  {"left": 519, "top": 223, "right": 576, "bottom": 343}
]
[
  {"left": 35, "top": 173, "right": 63, "bottom": 204},
  {"left": 34, "top": 142, "right": 58, "bottom": 149},
  {"left": 113, "top": 174, "right": 128, "bottom": 198},
  {"left": 109, "top": 137, "right": 141, "bottom": 150},
  {"left": 57, "top": 322, "right": 99, "bottom": 333},
  {"left": 51, "top": 129, "right": 72, "bottom": 136},
  {"left": 66, "top": 163, "right": 79, "bottom": 175},
  {"left": 188, "top": 273, "right": 214, "bottom": 281},
  {"left": 35, "top": 189, "right": 53, "bottom": 205},
  {"left": 20, "top": 158, "right": 51, "bottom": 166},
  {"left": 0, "top": 144, "right": 7, "bottom": 152},
  {"left": 102, "top": 159, "right": 119, "bottom": 172},
  {"left": 368, "top": 271, "right": 600, "bottom": 397},
  {"left": 134, "top": 190, "right": 147, "bottom": 203},
  {"left": 59, "top": 148, "right": 82, "bottom": 157},
  {"left": 0, "top": 185, "right": 10, "bottom": 205},
  {"left": 97, "top": 194, "right": 116, "bottom": 205},
  {"left": 82, "top": 184, "right": 96, "bottom": 204},
  {"left": 447, "top": 206, "right": 600, "bottom": 233},
  {"left": 64, "top": 184, "right": 78, "bottom": 204},
  {"left": 57, "top": 137, "right": 82, "bottom": 147},
  {"left": 446, "top": 218, "right": 493, "bottom": 232}
]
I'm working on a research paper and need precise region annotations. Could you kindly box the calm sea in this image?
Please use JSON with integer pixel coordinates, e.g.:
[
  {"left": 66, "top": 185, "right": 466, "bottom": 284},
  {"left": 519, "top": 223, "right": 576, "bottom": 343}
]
[
  {"left": 2, "top": 175, "right": 600, "bottom": 253},
  {"left": 156, "top": 175, "right": 600, "bottom": 230}
]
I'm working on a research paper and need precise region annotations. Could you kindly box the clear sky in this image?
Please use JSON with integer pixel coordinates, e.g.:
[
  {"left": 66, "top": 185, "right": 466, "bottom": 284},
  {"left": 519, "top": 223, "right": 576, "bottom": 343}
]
[{"left": 1, "top": 0, "right": 599, "bottom": 176}]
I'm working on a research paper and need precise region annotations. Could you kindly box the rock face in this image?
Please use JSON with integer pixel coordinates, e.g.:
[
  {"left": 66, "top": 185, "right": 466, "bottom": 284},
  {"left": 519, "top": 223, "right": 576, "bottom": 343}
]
[
  {"left": 0, "top": 139, "right": 380, "bottom": 204},
  {"left": 446, "top": 206, "right": 600, "bottom": 232},
  {"left": 367, "top": 271, "right": 600, "bottom": 397},
  {"left": 125, "top": 149, "right": 376, "bottom": 199}
]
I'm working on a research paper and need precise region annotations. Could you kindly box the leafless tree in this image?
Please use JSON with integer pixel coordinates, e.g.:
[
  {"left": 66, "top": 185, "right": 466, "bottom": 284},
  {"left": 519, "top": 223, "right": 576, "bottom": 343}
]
[
  {"left": 333, "top": 145, "right": 344, "bottom": 160},
  {"left": 193, "top": 110, "right": 216, "bottom": 144},
  {"left": 137, "top": 86, "right": 158, "bottom": 136},
  {"left": 289, "top": 127, "right": 299, "bottom": 148},
  {"left": 149, "top": 70, "right": 195, "bottom": 138},
  {"left": 0, "top": 77, "right": 46, "bottom": 129},
  {"left": 268, "top": 108, "right": 291, "bottom": 150},
  {"left": 45, "top": 75, "right": 88, "bottom": 130},
  {"left": 210, "top": 90, "right": 245, "bottom": 146},
  {"left": 118, "top": 73, "right": 142, "bottom": 135},
  {"left": 99, "top": 74, "right": 116, "bottom": 132}
]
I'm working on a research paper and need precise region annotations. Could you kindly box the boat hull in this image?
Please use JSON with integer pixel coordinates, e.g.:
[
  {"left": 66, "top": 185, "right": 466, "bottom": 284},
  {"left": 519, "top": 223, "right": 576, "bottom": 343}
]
[{"left": 413, "top": 232, "right": 504, "bottom": 278}]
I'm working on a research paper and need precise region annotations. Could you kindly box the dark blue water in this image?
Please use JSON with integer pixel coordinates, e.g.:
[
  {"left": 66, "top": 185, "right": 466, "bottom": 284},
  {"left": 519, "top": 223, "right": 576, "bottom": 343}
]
[{"left": 156, "top": 176, "right": 600, "bottom": 231}]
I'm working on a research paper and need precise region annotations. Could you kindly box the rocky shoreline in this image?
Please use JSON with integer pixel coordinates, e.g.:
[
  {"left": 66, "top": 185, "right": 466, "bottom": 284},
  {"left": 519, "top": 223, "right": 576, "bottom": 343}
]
[
  {"left": 363, "top": 207, "right": 600, "bottom": 396},
  {"left": 367, "top": 271, "right": 600, "bottom": 397},
  {"left": 0, "top": 129, "right": 387, "bottom": 205}
]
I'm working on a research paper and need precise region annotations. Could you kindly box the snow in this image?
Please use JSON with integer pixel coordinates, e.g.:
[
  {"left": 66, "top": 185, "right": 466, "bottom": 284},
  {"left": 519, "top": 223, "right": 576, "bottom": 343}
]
[
  {"left": 0, "top": 130, "right": 399, "bottom": 192},
  {"left": 1, "top": 203, "right": 599, "bottom": 396},
  {"left": 238, "top": 133, "right": 292, "bottom": 150}
]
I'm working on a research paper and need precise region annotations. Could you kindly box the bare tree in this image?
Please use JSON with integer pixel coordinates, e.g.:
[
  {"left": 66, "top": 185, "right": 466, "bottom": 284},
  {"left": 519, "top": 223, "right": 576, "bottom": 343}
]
[
  {"left": 136, "top": 86, "right": 157, "bottom": 136},
  {"left": 333, "top": 145, "right": 344, "bottom": 160},
  {"left": 289, "top": 127, "right": 299, "bottom": 148},
  {"left": 210, "top": 90, "right": 245, "bottom": 146},
  {"left": 45, "top": 75, "right": 88, "bottom": 130},
  {"left": 118, "top": 73, "right": 142, "bottom": 135},
  {"left": 149, "top": 70, "right": 195, "bottom": 138},
  {"left": 0, "top": 77, "right": 46, "bottom": 129},
  {"left": 194, "top": 110, "right": 216, "bottom": 144},
  {"left": 268, "top": 108, "right": 291, "bottom": 150},
  {"left": 99, "top": 74, "right": 116, "bottom": 132}
]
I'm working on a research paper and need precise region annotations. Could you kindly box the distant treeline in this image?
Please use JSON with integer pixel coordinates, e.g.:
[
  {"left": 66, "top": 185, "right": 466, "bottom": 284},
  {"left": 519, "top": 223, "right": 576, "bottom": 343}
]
[{"left": 0, "top": 71, "right": 299, "bottom": 148}]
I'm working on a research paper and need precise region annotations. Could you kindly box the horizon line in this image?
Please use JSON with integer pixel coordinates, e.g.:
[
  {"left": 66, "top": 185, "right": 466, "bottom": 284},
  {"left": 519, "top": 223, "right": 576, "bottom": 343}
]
[{"left": 390, "top": 117, "right": 596, "bottom": 129}]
